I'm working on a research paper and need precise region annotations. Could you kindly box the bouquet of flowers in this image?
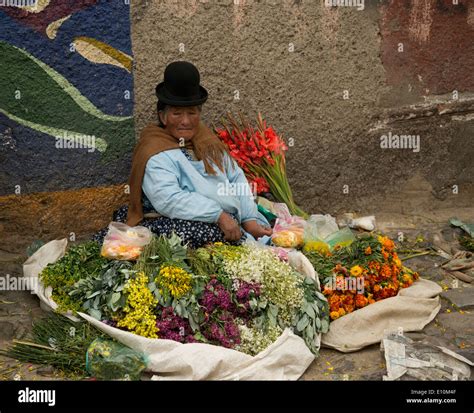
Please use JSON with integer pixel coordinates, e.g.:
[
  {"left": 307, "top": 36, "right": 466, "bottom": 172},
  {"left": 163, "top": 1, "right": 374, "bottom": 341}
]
[
  {"left": 215, "top": 112, "right": 308, "bottom": 218},
  {"left": 40, "top": 233, "right": 329, "bottom": 355},
  {"left": 303, "top": 233, "right": 419, "bottom": 321}
]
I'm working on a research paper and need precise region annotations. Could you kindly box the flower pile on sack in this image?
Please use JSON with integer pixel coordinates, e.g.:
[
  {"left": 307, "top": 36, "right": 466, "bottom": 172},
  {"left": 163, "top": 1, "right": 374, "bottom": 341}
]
[
  {"left": 40, "top": 233, "right": 329, "bottom": 355},
  {"left": 302, "top": 233, "right": 419, "bottom": 321}
]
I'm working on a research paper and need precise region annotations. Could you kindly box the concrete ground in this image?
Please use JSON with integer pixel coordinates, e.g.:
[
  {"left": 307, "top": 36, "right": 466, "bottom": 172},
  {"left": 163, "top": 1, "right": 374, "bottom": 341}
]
[{"left": 0, "top": 215, "right": 473, "bottom": 381}]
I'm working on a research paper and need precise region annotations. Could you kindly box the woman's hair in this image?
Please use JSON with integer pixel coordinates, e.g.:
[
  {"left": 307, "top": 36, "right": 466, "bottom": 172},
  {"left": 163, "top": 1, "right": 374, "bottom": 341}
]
[
  {"left": 157, "top": 101, "right": 203, "bottom": 127},
  {"left": 157, "top": 101, "right": 167, "bottom": 127}
]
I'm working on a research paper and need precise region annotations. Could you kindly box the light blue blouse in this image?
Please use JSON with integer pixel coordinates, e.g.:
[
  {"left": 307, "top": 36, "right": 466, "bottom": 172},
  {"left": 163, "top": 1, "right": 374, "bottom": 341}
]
[{"left": 142, "top": 149, "right": 270, "bottom": 228}]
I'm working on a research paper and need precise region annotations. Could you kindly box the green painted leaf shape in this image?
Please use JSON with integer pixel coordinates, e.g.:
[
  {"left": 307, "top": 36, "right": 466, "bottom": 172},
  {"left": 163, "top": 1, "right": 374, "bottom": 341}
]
[{"left": 0, "top": 41, "right": 135, "bottom": 158}]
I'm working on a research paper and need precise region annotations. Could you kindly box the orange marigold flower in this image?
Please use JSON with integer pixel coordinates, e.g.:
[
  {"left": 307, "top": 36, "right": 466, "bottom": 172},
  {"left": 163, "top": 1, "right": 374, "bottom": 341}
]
[
  {"left": 380, "top": 264, "right": 392, "bottom": 278},
  {"left": 364, "top": 246, "right": 372, "bottom": 255},
  {"left": 328, "top": 294, "right": 341, "bottom": 309},
  {"left": 369, "top": 261, "right": 381, "bottom": 271},
  {"left": 364, "top": 279, "right": 371, "bottom": 290},
  {"left": 342, "top": 295, "right": 355, "bottom": 313},
  {"left": 355, "top": 294, "right": 369, "bottom": 308},
  {"left": 401, "top": 274, "right": 411, "bottom": 283},
  {"left": 378, "top": 236, "right": 395, "bottom": 251},
  {"left": 330, "top": 311, "right": 340, "bottom": 320},
  {"left": 330, "top": 308, "right": 346, "bottom": 320}
]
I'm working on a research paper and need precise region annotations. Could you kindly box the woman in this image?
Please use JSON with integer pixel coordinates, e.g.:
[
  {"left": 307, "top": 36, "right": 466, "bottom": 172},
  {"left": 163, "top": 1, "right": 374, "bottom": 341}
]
[{"left": 92, "top": 61, "right": 272, "bottom": 248}]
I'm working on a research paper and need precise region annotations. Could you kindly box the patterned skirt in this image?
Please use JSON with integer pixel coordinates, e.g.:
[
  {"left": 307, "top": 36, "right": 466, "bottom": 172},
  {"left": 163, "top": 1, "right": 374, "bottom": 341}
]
[{"left": 90, "top": 204, "right": 247, "bottom": 249}]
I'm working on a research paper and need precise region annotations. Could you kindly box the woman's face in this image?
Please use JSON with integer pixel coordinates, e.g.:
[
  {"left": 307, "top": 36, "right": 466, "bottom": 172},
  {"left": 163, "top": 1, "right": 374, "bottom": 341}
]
[{"left": 160, "top": 106, "right": 201, "bottom": 141}]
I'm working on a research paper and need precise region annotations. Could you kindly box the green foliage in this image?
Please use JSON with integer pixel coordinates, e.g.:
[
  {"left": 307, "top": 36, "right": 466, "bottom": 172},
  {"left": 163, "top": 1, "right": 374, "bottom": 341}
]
[
  {"left": 39, "top": 241, "right": 109, "bottom": 313},
  {"left": 459, "top": 235, "right": 474, "bottom": 252},
  {"left": 189, "top": 243, "right": 246, "bottom": 277},
  {"left": 292, "top": 277, "right": 330, "bottom": 354},
  {"left": 134, "top": 232, "right": 190, "bottom": 275},
  {"left": 69, "top": 260, "right": 134, "bottom": 320},
  {"left": 187, "top": 247, "right": 216, "bottom": 276},
  {"left": 0, "top": 313, "right": 106, "bottom": 376}
]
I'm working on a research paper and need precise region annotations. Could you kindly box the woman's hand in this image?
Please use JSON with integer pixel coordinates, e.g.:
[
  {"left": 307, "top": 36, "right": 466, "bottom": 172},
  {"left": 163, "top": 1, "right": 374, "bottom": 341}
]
[
  {"left": 242, "top": 220, "right": 273, "bottom": 239},
  {"left": 217, "top": 212, "right": 242, "bottom": 241}
]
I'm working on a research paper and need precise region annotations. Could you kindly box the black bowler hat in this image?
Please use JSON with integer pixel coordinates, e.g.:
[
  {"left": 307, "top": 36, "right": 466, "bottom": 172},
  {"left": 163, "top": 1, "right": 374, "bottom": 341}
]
[{"left": 155, "top": 61, "right": 208, "bottom": 106}]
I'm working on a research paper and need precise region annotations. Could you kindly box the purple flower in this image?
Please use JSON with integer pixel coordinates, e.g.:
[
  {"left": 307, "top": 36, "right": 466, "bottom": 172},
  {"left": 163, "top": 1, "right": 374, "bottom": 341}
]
[
  {"left": 200, "top": 278, "right": 235, "bottom": 313},
  {"left": 156, "top": 306, "right": 194, "bottom": 344}
]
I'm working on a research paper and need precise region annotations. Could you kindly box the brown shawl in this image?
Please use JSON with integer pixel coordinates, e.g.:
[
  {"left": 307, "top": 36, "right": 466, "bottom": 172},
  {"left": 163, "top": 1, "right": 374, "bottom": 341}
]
[{"left": 126, "top": 121, "right": 229, "bottom": 227}]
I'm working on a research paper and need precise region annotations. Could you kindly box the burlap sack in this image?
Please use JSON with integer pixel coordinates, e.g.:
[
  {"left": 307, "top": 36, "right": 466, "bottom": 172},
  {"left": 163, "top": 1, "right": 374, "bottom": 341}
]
[
  {"left": 321, "top": 278, "right": 442, "bottom": 352},
  {"left": 23, "top": 238, "right": 318, "bottom": 380}
]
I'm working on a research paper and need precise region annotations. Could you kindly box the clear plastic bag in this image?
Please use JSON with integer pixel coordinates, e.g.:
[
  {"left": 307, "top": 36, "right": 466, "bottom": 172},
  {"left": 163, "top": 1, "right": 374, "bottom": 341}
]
[
  {"left": 86, "top": 338, "right": 147, "bottom": 380},
  {"left": 303, "top": 215, "right": 339, "bottom": 254},
  {"left": 305, "top": 214, "right": 339, "bottom": 240},
  {"left": 101, "top": 222, "right": 152, "bottom": 260},
  {"left": 325, "top": 227, "right": 356, "bottom": 250},
  {"left": 271, "top": 217, "right": 306, "bottom": 248},
  {"left": 303, "top": 216, "right": 355, "bottom": 253}
]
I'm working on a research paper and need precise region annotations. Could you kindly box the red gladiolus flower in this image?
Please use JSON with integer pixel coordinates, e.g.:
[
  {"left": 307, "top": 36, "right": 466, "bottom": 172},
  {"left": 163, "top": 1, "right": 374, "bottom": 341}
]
[
  {"left": 248, "top": 176, "right": 270, "bottom": 194},
  {"left": 215, "top": 113, "right": 307, "bottom": 217}
]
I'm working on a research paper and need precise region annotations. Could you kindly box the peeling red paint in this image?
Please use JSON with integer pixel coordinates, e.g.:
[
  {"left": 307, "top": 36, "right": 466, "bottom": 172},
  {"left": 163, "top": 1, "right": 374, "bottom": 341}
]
[{"left": 380, "top": 0, "right": 474, "bottom": 94}]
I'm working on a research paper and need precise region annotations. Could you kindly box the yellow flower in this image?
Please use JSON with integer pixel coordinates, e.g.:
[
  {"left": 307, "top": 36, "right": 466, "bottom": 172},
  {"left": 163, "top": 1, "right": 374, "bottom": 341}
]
[
  {"left": 303, "top": 241, "right": 330, "bottom": 255},
  {"left": 350, "top": 265, "right": 363, "bottom": 277},
  {"left": 330, "top": 311, "right": 341, "bottom": 320},
  {"left": 117, "top": 271, "right": 159, "bottom": 339},
  {"left": 156, "top": 265, "right": 192, "bottom": 299}
]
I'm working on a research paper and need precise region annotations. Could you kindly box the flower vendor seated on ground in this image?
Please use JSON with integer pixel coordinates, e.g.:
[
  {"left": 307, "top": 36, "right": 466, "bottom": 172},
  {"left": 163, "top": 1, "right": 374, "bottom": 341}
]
[{"left": 92, "top": 61, "right": 272, "bottom": 248}]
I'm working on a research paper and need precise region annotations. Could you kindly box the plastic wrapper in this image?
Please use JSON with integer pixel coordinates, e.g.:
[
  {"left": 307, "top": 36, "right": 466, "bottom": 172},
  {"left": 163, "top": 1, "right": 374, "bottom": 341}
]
[
  {"left": 303, "top": 222, "right": 355, "bottom": 253},
  {"left": 271, "top": 218, "right": 306, "bottom": 248},
  {"left": 101, "top": 222, "right": 152, "bottom": 260},
  {"left": 325, "top": 227, "right": 355, "bottom": 249},
  {"left": 272, "top": 203, "right": 293, "bottom": 221},
  {"left": 86, "top": 338, "right": 147, "bottom": 380},
  {"left": 306, "top": 214, "right": 339, "bottom": 239}
]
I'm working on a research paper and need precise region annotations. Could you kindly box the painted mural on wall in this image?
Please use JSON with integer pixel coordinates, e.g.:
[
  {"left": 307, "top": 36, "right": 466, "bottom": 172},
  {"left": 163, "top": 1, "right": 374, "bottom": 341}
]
[{"left": 0, "top": 0, "right": 135, "bottom": 196}]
